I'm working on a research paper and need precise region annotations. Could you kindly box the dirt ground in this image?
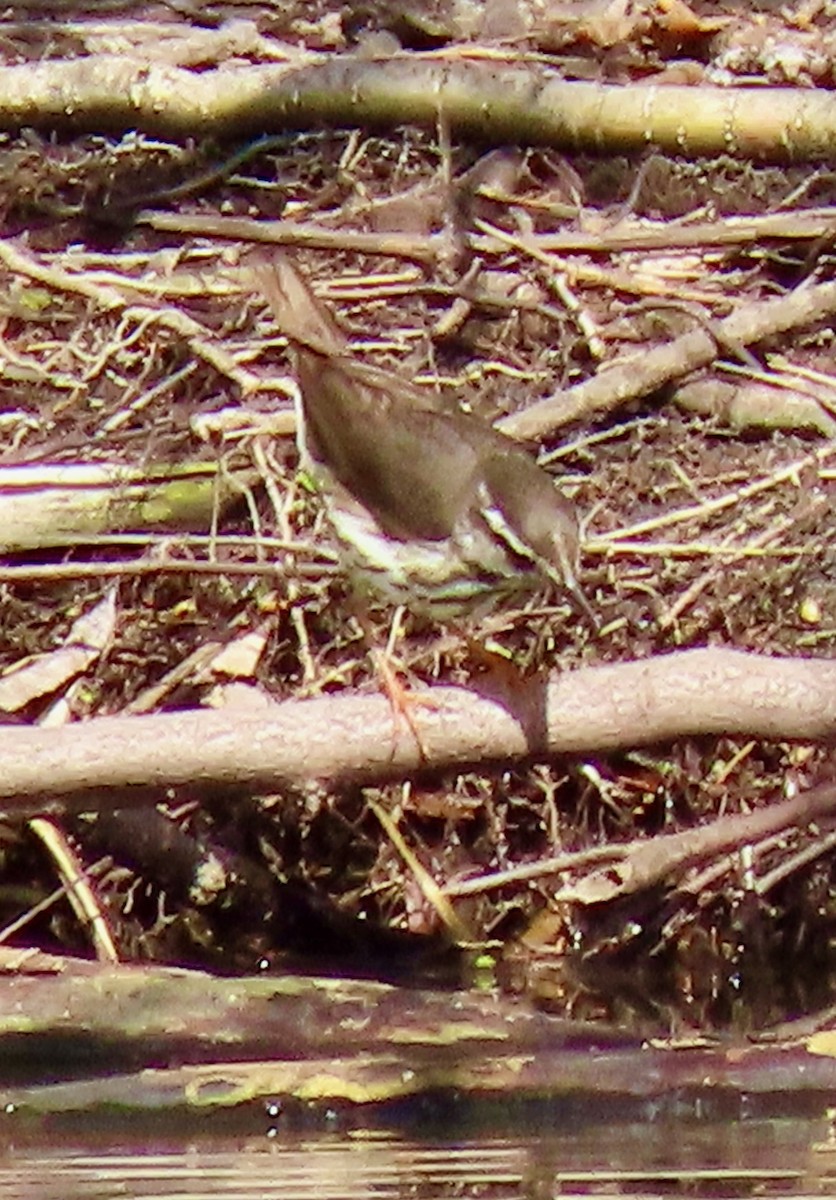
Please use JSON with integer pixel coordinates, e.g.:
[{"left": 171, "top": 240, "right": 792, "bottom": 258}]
[{"left": 0, "top": 0, "right": 833, "bottom": 1037}]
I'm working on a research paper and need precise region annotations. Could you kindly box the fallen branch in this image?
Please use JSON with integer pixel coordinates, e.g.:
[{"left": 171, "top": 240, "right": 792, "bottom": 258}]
[
  {"left": 499, "top": 279, "right": 836, "bottom": 440},
  {"left": 0, "top": 648, "right": 832, "bottom": 811},
  {"left": 142, "top": 205, "right": 836, "bottom": 262},
  {"left": 0, "top": 949, "right": 834, "bottom": 1115},
  {"left": 1, "top": 55, "right": 836, "bottom": 161},
  {"left": 555, "top": 780, "right": 836, "bottom": 905},
  {"left": 0, "top": 461, "right": 254, "bottom": 553}
]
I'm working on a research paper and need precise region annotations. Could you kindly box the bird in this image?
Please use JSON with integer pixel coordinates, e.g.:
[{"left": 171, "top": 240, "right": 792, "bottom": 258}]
[{"left": 253, "top": 256, "right": 595, "bottom": 636}]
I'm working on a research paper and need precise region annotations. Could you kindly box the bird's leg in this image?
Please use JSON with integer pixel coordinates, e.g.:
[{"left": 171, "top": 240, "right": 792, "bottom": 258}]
[{"left": 350, "top": 603, "right": 439, "bottom": 757}]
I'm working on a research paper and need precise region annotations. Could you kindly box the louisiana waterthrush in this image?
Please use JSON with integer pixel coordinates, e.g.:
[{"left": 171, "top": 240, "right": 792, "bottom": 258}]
[{"left": 255, "top": 258, "right": 594, "bottom": 630}]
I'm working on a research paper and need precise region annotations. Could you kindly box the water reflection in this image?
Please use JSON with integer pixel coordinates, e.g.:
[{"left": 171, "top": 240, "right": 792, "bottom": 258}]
[{"left": 0, "top": 1109, "right": 833, "bottom": 1200}]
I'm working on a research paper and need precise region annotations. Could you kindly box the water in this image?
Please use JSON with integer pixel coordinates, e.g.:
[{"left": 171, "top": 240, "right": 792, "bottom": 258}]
[{"left": 1, "top": 1102, "right": 834, "bottom": 1199}]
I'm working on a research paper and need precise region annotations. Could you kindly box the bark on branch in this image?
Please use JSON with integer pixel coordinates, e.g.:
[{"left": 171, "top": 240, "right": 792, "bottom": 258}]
[
  {"left": 1, "top": 951, "right": 834, "bottom": 1115},
  {"left": 0, "top": 55, "right": 835, "bottom": 162},
  {"left": 0, "top": 648, "right": 832, "bottom": 812},
  {"left": 499, "top": 279, "right": 836, "bottom": 440}
]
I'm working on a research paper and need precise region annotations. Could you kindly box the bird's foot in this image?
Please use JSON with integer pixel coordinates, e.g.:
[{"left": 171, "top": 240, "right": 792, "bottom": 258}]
[{"left": 371, "top": 649, "right": 439, "bottom": 759}]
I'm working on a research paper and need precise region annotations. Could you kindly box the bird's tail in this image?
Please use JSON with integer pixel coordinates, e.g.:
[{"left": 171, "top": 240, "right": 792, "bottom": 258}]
[{"left": 252, "top": 255, "right": 346, "bottom": 358}]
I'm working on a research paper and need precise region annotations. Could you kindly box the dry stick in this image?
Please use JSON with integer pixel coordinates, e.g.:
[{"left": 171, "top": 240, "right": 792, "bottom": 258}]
[
  {"left": 754, "top": 828, "right": 836, "bottom": 896},
  {"left": 594, "top": 443, "right": 834, "bottom": 543},
  {"left": 0, "top": 558, "right": 337, "bottom": 583},
  {"left": 499, "top": 281, "right": 836, "bottom": 441},
  {"left": 145, "top": 242, "right": 836, "bottom": 452},
  {"left": 0, "top": 239, "right": 273, "bottom": 396},
  {"left": 27, "top": 818, "right": 119, "bottom": 962},
  {"left": 655, "top": 830, "right": 792, "bottom": 949},
  {"left": 556, "top": 780, "right": 836, "bottom": 906},
  {"left": 143, "top": 206, "right": 836, "bottom": 264},
  {"left": 501, "top": 207, "right": 836, "bottom": 254},
  {"left": 443, "top": 844, "right": 622, "bottom": 898},
  {"left": 137, "top": 224, "right": 836, "bottom": 463},
  {"left": 367, "top": 796, "right": 471, "bottom": 941},
  {"left": 0, "top": 648, "right": 833, "bottom": 812},
  {"left": 143, "top": 213, "right": 444, "bottom": 263},
  {"left": 656, "top": 509, "right": 805, "bottom": 631}
]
